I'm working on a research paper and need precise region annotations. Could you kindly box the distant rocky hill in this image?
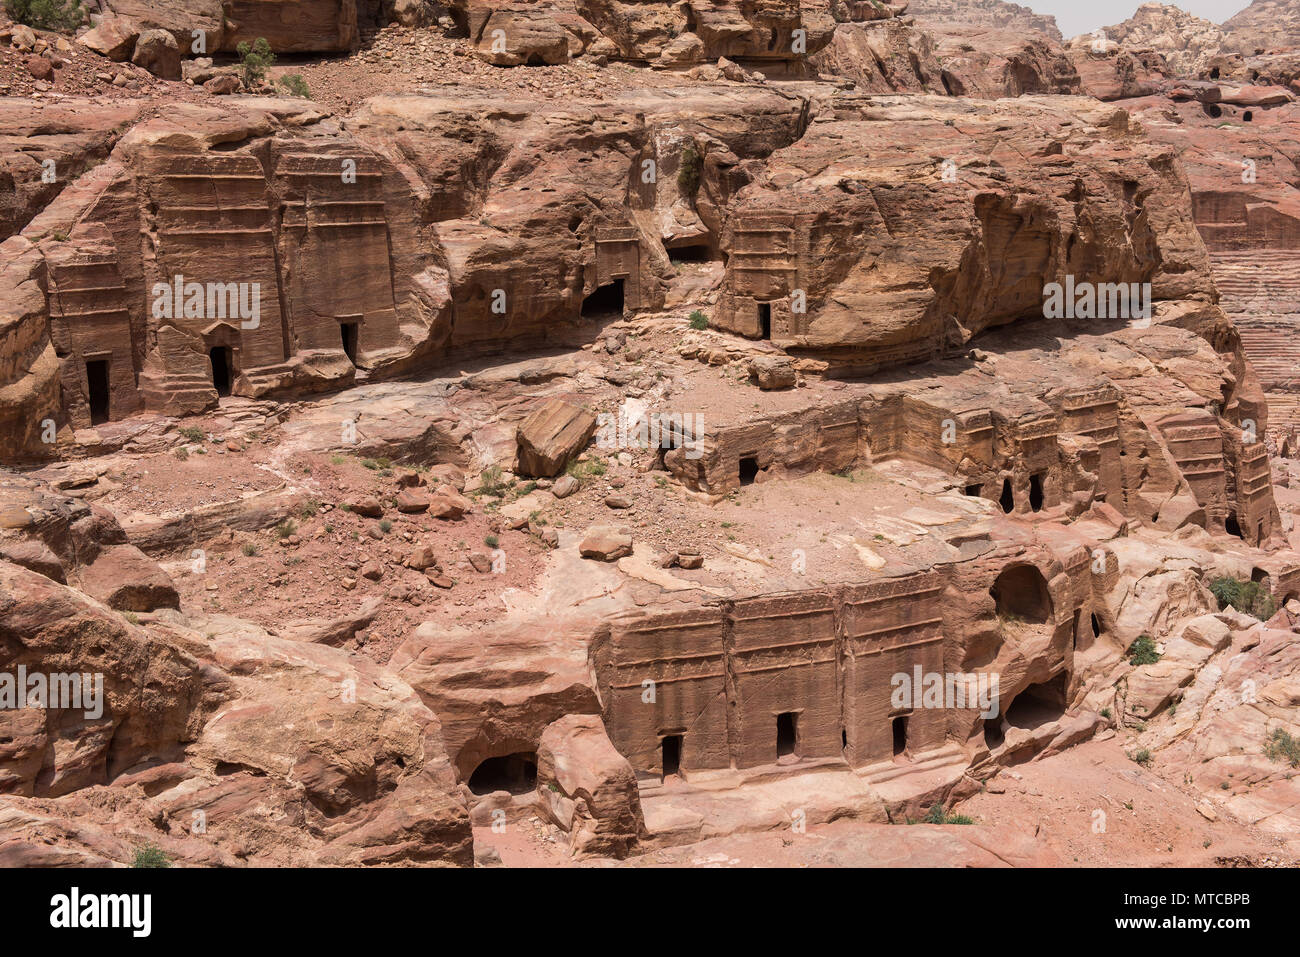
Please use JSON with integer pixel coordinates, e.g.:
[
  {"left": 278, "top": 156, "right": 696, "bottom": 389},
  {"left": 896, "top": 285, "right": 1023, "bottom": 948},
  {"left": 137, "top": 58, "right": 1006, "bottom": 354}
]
[
  {"left": 904, "top": 0, "right": 1062, "bottom": 41},
  {"left": 1079, "top": 2, "right": 1225, "bottom": 75},
  {"left": 1222, "top": 0, "right": 1300, "bottom": 55}
]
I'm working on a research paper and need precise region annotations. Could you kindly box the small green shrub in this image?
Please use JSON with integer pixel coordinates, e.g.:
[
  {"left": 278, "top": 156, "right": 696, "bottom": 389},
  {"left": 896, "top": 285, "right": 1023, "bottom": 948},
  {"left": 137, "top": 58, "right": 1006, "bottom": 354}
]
[
  {"left": 476, "top": 465, "right": 507, "bottom": 497},
  {"left": 131, "top": 844, "right": 171, "bottom": 868},
  {"left": 278, "top": 73, "right": 310, "bottom": 98},
  {"left": 241, "top": 542, "right": 259, "bottom": 557},
  {"left": 1127, "top": 634, "right": 1161, "bottom": 666},
  {"left": 4, "top": 0, "right": 84, "bottom": 31},
  {"left": 179, "top": 426, "right": 205, "bottom": 442},
  {"left": 921, "top": 805, "right": 973, "bottom": 825},
  {"left": 565, "top": 457, "right": 607, "bottom": 482},
  {"left": 1132, "top": 748, "right": 1152, "bottom": 766},
  {"left": 378, "top": 519, "right": 393, "bottom": 534},
  {"left": 484, "top": 534, "right": 499, "bottom": 548},
  {"left": 688, "top": 310, "right": 708, "bottom": 330},
  {"left": 1264, "top": 728, "right": 1300, "bottom": 768},
  {"left": 237, "top": 37, "right": 275, "bottom": 88},
  {"left": 275, "top": 518, "right": 297, "bottom": 539},
  {"left": 1209, "top": 576, "right": 1275, "bottom": 621},
  {"left": 298, "top": 498, "right": 320, "bottom": 519}
]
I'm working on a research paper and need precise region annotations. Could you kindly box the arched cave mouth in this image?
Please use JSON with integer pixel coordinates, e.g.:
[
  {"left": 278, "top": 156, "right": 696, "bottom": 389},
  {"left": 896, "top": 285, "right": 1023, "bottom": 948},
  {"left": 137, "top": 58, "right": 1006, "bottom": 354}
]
[
  {"left": 467, "top": 752, "right": 538, "bottom": 795},
  {"left": 667, "top": 242, "right": 717, "bottom": 263},
  {"left": 985, "top": 672, "right": 1069, "bottom": 747},
  {"left": 1004, "top": 673, "right": 1068, "bottom": 731},
  {"left": 582, "top": 279, "right": 624, "bottom": 317},
  {"left": 990, "top": 563, "right": 1053, "bottom": 624}
]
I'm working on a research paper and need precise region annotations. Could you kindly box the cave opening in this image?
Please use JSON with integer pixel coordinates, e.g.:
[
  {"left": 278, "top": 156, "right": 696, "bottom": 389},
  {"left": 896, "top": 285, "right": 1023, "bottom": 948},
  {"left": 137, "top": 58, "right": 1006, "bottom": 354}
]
[
  {"left": 739, "top": 454, "right": 759, "bottom": 485},
  {"left": 999, "top": 477, "right": 1015, "bottom": 514},
  {"left": 582, "top": 279, "right": 624, "bottom": 317},
  {"left": 86, "top": 359, "right": 111, "bottom": 425},
  {"left": 990, "top": 563, "right": 1053, "bottom": 623},
  {"left": 892, "top": 714, "right": 909, "bottom": 759},
  {"left": 758, "top": 302, "right": 771, "bottom": 340},
  {"left": 661, "top": 734, "right": 682, "bottom": 779},
  {"left": 208, "top": 347, "right": 233, "bottom": 397},
  {"left": 1029, "top": 473, "right": 1045, "bottom": 512},
  {"left": 340, "top": 322, "right": 359, "bottom": 364},
  {"left": 1003, "top": 672, "right": 1069, "bottom": 732},
  {"left": 1225, "top": 512, "right": 1244, "bottom": 538},
  {"left": 965, "top": 483, "right": 983, "bottom": 497},
  {"left": 668, "top": 243, "right": 713, "bottom": 263},
  {"left": 467, "top": 752, "right": 538, "bottom": 795},
  {"left": 984, "top": 716, "right": 1004, "bottom": 749},
  {"left": 776, "top": 712, "right": 797, "bottom": 758}
]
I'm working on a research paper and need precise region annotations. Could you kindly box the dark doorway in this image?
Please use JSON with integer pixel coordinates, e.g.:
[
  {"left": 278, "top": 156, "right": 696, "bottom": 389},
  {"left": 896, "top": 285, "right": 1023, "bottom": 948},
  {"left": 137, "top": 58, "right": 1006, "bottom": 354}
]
[
  {"left": 1244, "top": 110, "right": 1253, "bottom": 122},
  {"left": 991, "top": 563, "right": 1053, "bottom": 623},
  {"left": 661, "top": 734, "right": 682, "bottom": 779},
  {"left": 1003, "top": 673, "right": 1068, "bottom": 731},
  {"left": 999, "top": 477, "right": 1015, "bottom": 513},
  {"left": 841, "top": 729, "right": 848, "bottom": 750},
  {"left": 892, "top": 714, "right": 909, "bottom": 759},
  {"left": 1091, "top": 612, "right": 1103, "bottom": 637},
  {"left": 209, "top": 346, "right": 233, "bottom": 397},
  {"left": 581, "top": 279, "right": 624, "bottom": 317},
  {"left": 341, "top": 322, "right": 359, "bottom": 364},
  {"left": 758, "top": 302, "right": 771, "bottom": 339},
  {"left": 776, "top": 712, "right": 797, "bottom": 757},
  {"left": 467, "top": 752, "right": 538, "bottom": 795},
  {"left": 984, "top": 716, "right": 1004, "bottom": 749},
  {"left": 1225, "top": 512, "right": 1243, "bottom": 538},
  {"left": 86, "top": 359, "right": 110, "bottom": 425},
  {"left": 1029, "top": 473, "right": 1045, "bottom": 512},
  {"left": 668, "top": 243, "right": 712, "bottom": 263},
  {"left": 964, "top": 483, "right": 983, "bottom": 497},
  {"left": 738, "top": 455, "right": 759, "bottom": 485},
  {"left": 1210, "top": 66, "right": 1220, "bottom": 79}
]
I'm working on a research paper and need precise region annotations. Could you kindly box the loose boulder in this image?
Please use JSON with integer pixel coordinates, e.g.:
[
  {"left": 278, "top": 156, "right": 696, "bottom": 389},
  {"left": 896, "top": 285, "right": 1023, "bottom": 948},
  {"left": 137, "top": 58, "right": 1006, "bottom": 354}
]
[
  {"left": 132, "top": 28, "right": 181, "bottom": 80},
  {"left": 537, "top": 714, "right": 645, "bottom": 858},
  {"left": 516, "top": 397, "right": 598, "bottom": 477}
]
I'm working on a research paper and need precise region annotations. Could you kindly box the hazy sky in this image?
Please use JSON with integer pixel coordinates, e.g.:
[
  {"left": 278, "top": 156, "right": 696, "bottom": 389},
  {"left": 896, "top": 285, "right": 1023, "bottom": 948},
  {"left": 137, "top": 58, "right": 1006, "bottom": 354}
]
[{"left": 1024, "top": 0, "right": 1253, "bottom": 38}]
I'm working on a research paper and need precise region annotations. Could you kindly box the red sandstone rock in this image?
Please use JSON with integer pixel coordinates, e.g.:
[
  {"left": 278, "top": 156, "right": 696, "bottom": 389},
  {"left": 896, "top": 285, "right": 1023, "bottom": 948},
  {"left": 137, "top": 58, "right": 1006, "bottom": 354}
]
[
  {"left": 25, "top": 56, "right": 53, "bottom": 81},
  {"left": 131, "top": 29, "right": 181, "bottom": 81},
  {"left": 346, "top": 496, "right": 384, "bottom": 518},
  {"left": 405, "top": 544, "right": 440, "bottom": 571},
  {"left": 77, "top": 544, "right": 179, "bottom": 612},
  {"left": 428, "top": 490, "right": 471, "bottom": 520},
  {"left": 396, "top": 489, "right": 431, "bottom": 513},
  {"left": 277, "top": 595, "right": 382, "bottom": 645},
  {"left": 203, "top": 74, "right": 240, "bottom": 94},
  {"left": 537, "top": 714, "right": 645, "bottom": 858},
  {"left": 579, "top": 526, "right": 632, "bottom": 560},
  {"left": 516, "top": 397, "right": 598, "bottom": 477},
  {"left": 77, "top": 16, "right": 139, "bottom": 61}
]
